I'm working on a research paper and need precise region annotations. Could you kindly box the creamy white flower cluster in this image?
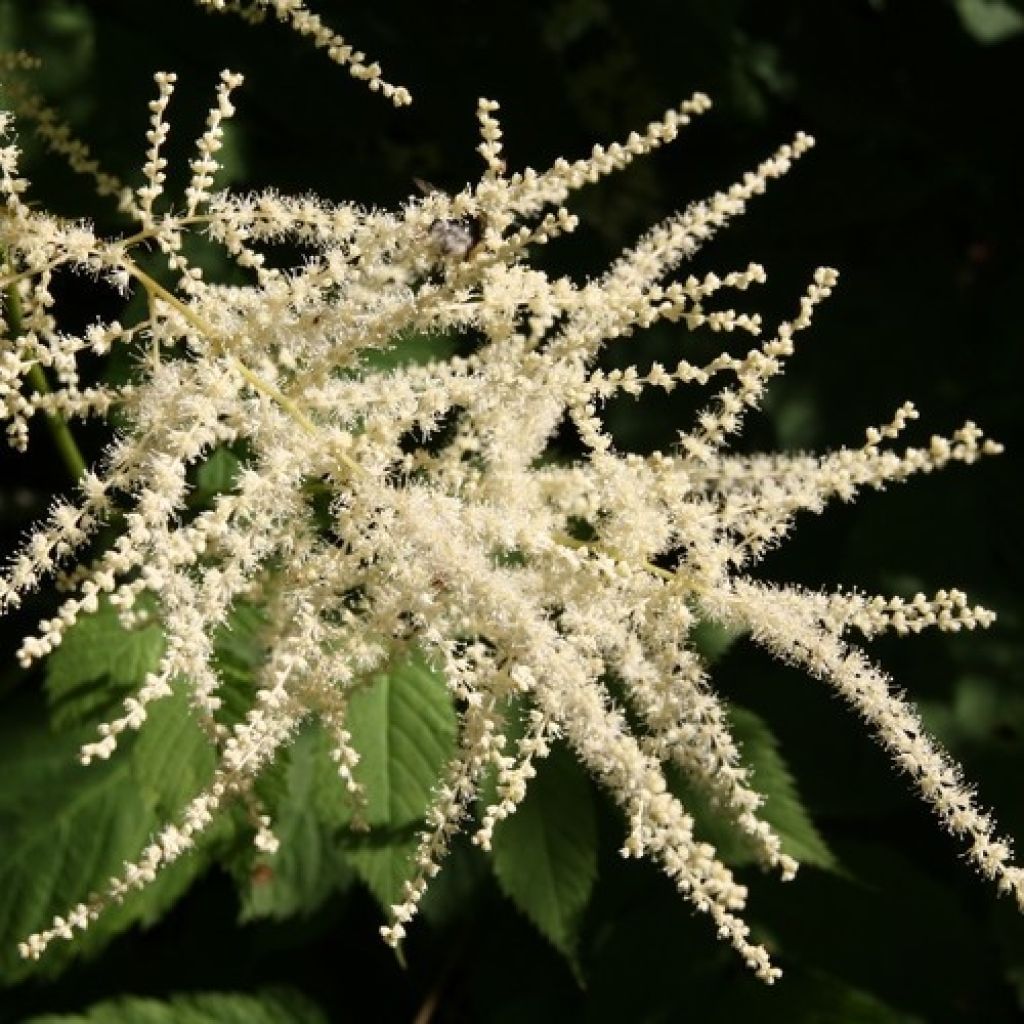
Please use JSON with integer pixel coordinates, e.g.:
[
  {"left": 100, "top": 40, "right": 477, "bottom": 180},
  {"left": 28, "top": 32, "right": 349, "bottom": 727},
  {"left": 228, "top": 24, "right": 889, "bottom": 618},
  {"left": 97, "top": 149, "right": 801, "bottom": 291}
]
[{"left": 0, "top": 41, "right": 1016, "bottom": 984}]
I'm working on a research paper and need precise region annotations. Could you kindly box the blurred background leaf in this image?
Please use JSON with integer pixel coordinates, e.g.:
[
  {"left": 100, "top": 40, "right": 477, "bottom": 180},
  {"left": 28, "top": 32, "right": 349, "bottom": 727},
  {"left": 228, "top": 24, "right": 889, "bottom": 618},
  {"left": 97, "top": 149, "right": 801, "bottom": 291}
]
[{"left": 22, "top": 988, "right": 328, "bottom": 1024}]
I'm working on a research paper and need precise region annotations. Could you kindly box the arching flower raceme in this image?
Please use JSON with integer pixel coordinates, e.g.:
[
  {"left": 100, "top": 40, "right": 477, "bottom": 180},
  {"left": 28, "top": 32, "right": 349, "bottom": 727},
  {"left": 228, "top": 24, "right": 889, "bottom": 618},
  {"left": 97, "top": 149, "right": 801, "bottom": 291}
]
[{"left": 0, "top": 9, "right": 1017, "bottom": 985}]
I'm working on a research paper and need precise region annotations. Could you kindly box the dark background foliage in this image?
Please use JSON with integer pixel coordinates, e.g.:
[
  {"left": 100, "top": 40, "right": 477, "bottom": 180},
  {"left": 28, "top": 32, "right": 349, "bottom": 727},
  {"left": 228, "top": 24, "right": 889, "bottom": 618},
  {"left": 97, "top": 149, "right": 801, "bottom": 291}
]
[{"left": 1, "top": 0, "right": 1023, "bottom": 1021}]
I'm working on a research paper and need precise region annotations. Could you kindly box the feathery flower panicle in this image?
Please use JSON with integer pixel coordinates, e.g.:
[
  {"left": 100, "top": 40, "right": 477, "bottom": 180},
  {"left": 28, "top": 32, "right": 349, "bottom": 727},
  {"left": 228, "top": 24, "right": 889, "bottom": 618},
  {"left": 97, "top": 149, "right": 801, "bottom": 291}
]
[{"left": 0, "top": 29, "right": 1016, "bottom": 985}]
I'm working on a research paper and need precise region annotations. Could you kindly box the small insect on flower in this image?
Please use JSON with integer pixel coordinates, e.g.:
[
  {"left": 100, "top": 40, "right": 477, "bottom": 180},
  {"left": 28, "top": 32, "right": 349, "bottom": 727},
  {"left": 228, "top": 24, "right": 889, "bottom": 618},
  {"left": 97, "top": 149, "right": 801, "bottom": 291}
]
[{"left": 414, "top": 177, "right": 486, "bottom": 261}]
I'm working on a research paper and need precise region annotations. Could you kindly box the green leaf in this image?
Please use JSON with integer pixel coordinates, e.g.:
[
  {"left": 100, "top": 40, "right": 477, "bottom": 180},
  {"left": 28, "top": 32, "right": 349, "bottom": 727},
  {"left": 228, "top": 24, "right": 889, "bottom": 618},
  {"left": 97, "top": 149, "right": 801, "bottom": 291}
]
[
  {"left": 674, "top": 703, "right": 836, "bottom": 872},
  {"left": 45, "top": 598, "right": 164, "bottom": 729},
  {"left": 211, "top": 602, "right": 267, "bottom": 722},
  {"left": 954, "top": 0, "right": 1024, "bottom": 43},
  {"left": 920, "top": 673, "right": 1024, "bottom": 746},
  {"left": 193, "top": 446, "right": 242, "bottom": 501},
  {"left": 237, "top": 724, "right": 355, "bottom": 921},
  {"left": 345, "top": 650, "right": 457, "bottom": 829},
  {"left": 0, "top": 690, "right": 222, "bottom": 985},
  {"left": 360, "top": 330, "right": 459, "bottom": 372},
  {"left": 342, "top": 650, "right": 457, "bottom": 908},
  {"left": 0, "top": 597, "right": 260, "bottom": 980},
  {"left": 690, "top": 616, "right": 745, "bottom": 664},
  {"left": 346, "top": 835, "right": 419, "bottom": 911},
  {"left": 489, "top": 744, "right": 597, "bottom": 962},
  {"left": 23, "top": 988, "right": 328, "bottom": 1024},
  {"left": 45, "top": 592, "right": 264, "bottom": 732}
]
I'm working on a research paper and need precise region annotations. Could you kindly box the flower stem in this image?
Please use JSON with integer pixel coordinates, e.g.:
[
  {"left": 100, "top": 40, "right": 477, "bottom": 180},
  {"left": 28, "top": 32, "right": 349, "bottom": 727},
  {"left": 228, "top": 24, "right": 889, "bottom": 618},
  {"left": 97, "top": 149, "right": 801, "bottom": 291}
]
[{"left": 3, "top": 274, "right": 88, "bottom": 481}]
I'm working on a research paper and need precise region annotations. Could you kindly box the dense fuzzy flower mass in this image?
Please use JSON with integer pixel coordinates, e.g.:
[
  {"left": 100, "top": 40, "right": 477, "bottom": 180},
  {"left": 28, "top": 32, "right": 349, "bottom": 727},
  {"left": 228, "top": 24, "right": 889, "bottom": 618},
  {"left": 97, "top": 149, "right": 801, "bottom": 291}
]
[{"left": 0, "top": 18, "right": 1019, "bottom": 985}]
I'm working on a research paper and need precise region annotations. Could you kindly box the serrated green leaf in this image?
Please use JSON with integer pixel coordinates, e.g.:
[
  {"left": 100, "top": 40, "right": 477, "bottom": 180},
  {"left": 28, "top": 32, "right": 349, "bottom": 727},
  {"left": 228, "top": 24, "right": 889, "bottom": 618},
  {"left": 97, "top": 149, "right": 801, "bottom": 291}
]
[
  {"left": 131, "top": 689, "right": 216, "bottom": 811},
  {"left": 45, "top": 599, "right": 164, "bottom": 728},
  {"left": 45, "top": 595, "right": 263, "bottom": 733},
  {"left": 213, "top": 602, "right": 266, "bottom": 681},
  {"left": 211, "top": 602, "right": 267, "bottom": 720},
  {"left": 0, "top": 690, "right": 222, "bottom": 985},
  {"left": 23, "top": 988, "right": 328, "bottom": 1024},
  {"left": 674, "top": 703, "right": 836, "bottom": 872},
  {"left": 340, "top": 651, "right": 456, "bottom": 910},
  {"left": 346, "top": 650, "right": 457, "bottom": 829},
  {"left": 346, "top": 835, "right": 419, "bottom": 911},
  {"left": 230, "top": 648, "right": 458, "bottom": 920},
  {"left": 9, "top": 594, "right": 250, "bottom": 976},
  {"left": 489, "top": 744, "right": 597, "bottom": 962},
  {"left": 237, "top": 724, "right": 355, "bottom": 921}
]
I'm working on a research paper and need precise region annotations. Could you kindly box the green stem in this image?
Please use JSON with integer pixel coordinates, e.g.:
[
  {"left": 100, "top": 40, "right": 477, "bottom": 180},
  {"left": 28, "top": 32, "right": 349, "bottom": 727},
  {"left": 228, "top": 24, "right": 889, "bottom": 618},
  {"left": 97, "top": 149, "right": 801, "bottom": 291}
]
[{"left": 4, "top": 275, "right": 88, "bottom": 481}]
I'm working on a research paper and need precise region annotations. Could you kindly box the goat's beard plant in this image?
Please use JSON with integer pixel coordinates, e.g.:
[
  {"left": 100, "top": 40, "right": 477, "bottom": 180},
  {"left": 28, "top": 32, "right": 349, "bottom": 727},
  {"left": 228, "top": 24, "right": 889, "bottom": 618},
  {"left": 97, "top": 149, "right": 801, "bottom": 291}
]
[{"left": 0, "top": 7, "right": 1019, "bottom": 986}]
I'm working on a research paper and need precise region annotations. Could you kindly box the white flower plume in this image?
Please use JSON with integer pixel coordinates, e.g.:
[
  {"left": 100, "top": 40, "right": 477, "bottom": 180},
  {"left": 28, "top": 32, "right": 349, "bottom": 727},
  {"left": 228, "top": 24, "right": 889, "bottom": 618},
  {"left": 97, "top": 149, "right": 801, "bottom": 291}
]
[{"left": 0, "top": 52, "right": 1016, "bottom": 985}]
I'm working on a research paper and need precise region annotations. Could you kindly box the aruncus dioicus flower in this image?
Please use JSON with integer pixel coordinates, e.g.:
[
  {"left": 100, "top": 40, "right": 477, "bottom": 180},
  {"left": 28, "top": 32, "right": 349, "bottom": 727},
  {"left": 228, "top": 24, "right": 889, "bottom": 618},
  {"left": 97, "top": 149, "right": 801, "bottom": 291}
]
[{"left": 0, "top": 0, "right": 1016, "bottom": 984}]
